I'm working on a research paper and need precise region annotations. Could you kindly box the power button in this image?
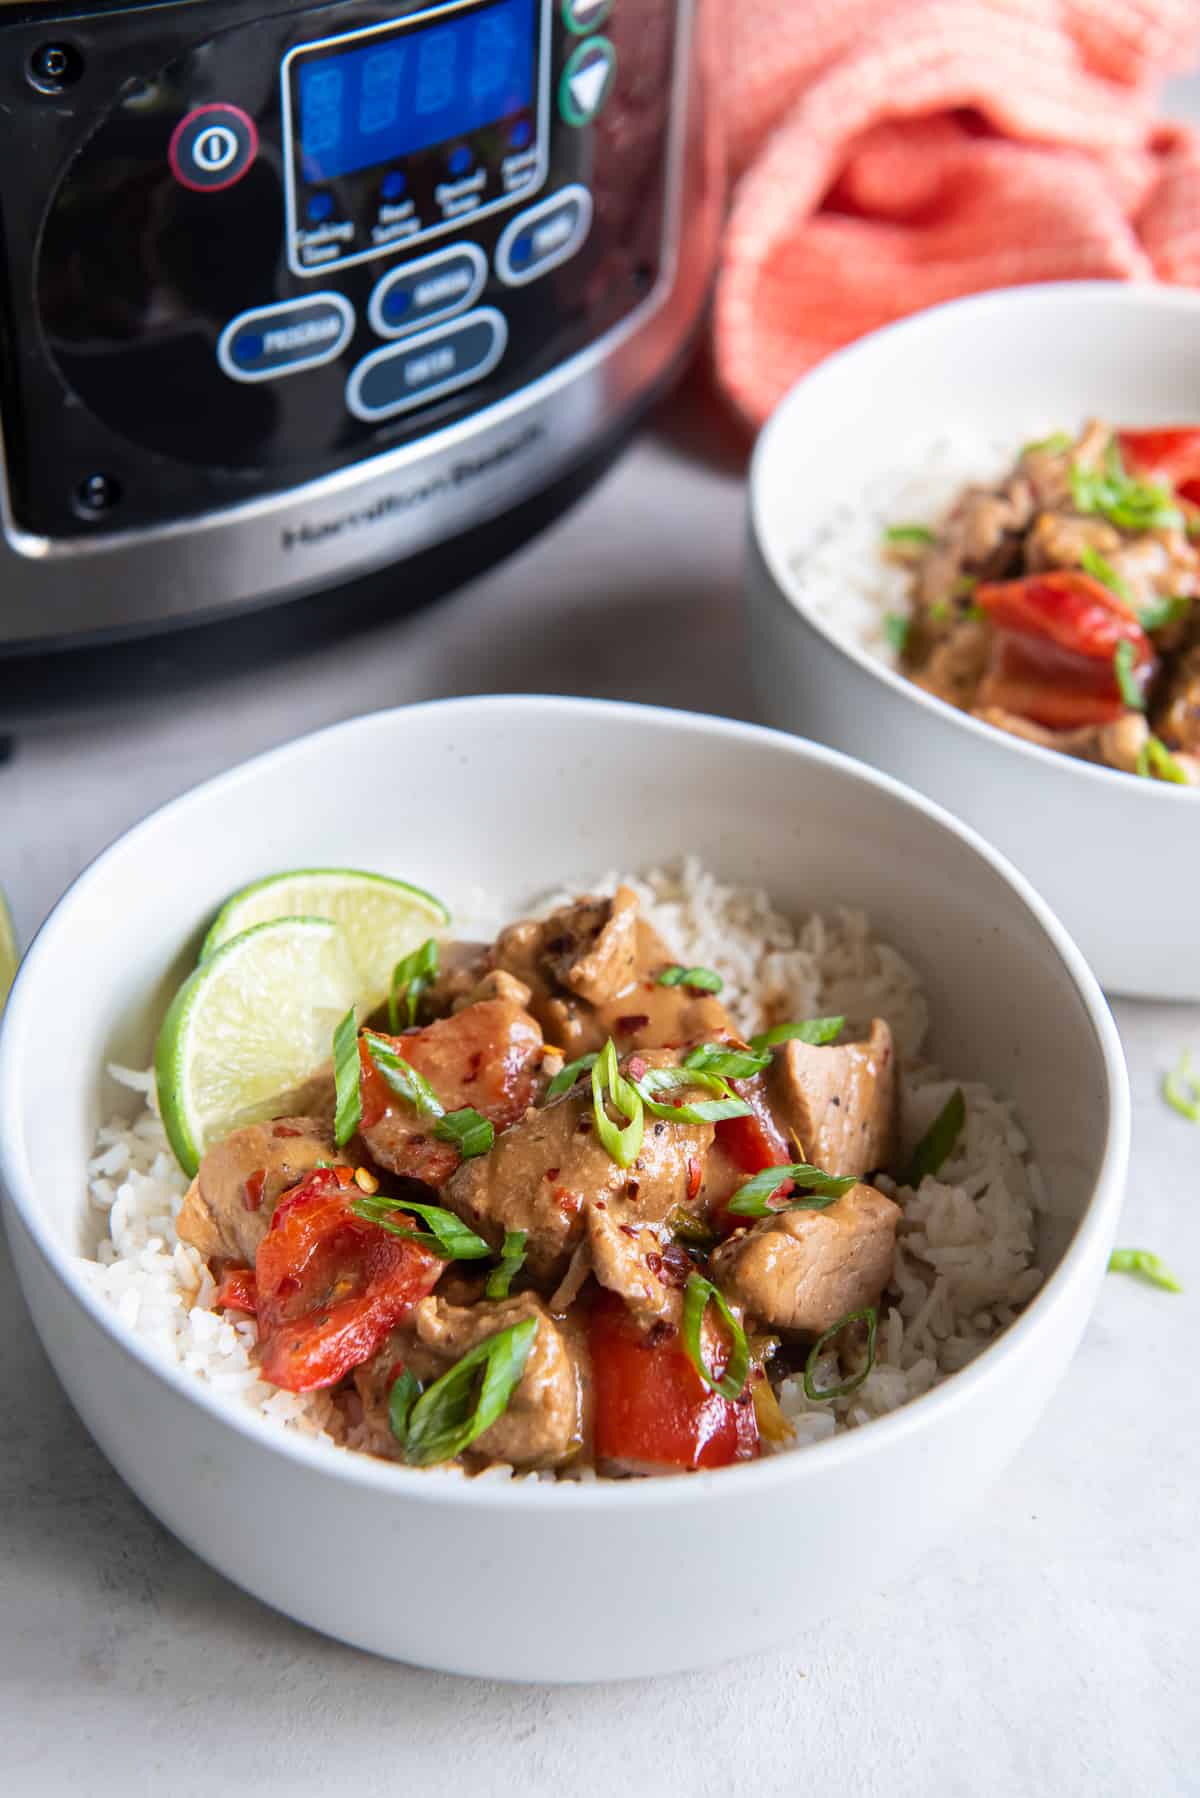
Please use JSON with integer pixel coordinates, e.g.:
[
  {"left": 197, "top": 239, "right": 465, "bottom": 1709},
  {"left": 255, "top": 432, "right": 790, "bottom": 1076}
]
[{"left": 168, "top": 104, "right": 259, "bottom": 193}]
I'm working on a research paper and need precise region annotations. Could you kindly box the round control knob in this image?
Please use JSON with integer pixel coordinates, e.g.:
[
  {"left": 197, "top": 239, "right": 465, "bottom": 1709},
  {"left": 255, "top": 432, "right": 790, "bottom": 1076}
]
[{"left": 168, "top": 104, "right": 259, "bottom": 193}]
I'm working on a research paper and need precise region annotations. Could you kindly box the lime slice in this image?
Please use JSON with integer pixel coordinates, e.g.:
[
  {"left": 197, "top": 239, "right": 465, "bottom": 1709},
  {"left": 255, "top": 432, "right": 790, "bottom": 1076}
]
[
  {"left": 200, "top": 868, "right": 448, "bottom": 1013},
  {"left": 0, "top": 888, "right": 18, "bottom": 1016},
  {"left": 156, "top": 916, "right": 358, "bottom": 1176}
]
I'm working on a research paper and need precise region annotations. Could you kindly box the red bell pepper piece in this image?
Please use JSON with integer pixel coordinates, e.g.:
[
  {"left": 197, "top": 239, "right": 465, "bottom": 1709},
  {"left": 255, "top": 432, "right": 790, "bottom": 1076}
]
[
  {"left": 214, "top": 1265, "right": 258, "bottom": 1314},
  {"left": 253, "top": 1168, "right": 442, "bottom": 1392},
  {"left": 974, "top": 571, "right": 1154, "bottom": 729},
  {"left": 1117, "top": 427, "right": 1200, "bottom": 506},
  {"left": 589, "top": 1291, "right": 759, "bottom": 1472}
]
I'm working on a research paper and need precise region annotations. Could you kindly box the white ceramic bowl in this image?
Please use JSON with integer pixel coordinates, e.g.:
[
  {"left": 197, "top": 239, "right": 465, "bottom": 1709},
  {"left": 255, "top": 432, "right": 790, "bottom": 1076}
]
[
  {"left": 0, "top": 697, "right": 1128, "bottom": 1681},
  {"left": 746, "top": 282, "right": 1200, "bottom": 1000}
]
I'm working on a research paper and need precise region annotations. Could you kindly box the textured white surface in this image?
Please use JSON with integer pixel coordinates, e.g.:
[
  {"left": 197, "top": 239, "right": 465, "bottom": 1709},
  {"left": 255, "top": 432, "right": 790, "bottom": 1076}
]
[{"left": 2, "top": 428, "right": 1197, "bottom": 1792}]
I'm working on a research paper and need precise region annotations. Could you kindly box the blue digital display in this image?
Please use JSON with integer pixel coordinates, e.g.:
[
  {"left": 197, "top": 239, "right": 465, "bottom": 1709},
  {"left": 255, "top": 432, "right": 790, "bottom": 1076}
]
[{"left": 297, "top": 0, "right": 536, "bottom": 183}]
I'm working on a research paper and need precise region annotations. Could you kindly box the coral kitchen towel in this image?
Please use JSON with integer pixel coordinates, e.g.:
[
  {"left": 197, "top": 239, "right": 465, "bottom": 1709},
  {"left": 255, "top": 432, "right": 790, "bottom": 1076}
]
[{"left": 714, "top": 0, "right": 1200, "bottom": 429}]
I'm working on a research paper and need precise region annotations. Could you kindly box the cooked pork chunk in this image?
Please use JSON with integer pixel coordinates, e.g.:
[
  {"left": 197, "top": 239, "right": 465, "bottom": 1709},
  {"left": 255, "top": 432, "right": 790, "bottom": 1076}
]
[
  {"left": 586, "top": 1207, "right": 680, "bottom": 1328},
  {"left": 710, "top": 1183, "right": 901, "bottom": 1335},
  {"left": 1155, "top": 640, "right": 1200, "bottom": 755},
  {"left": 359, "top": 998, "right": 543, "bottom": 1188},
  {"left": 910, "top": 618, "right": 990, "bottom": 709},
  {"left": 356, "top": 1294, "right": 588, "bottom": 1469},
  {"left": 490, "top": 887, "right": 732, "bottom": 1054},
  {"left": 768, "top": 1019, "right": 897, "bottom": 1178},
  {"left": 176, "top": 1116, "right": 337, "bottom": 1264},
  {"left": 443, "top": 1057, "right": 713, "bottom": 1285}
]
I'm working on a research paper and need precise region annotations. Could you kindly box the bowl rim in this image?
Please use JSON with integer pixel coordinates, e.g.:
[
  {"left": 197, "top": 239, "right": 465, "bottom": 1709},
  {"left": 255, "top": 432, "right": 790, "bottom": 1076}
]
[
  {"left": 0, "top": 693, "right": 1131, "bottom": 1509},
  {"left": 749, "top": 278, "right": 1200, "bottom": 805}
]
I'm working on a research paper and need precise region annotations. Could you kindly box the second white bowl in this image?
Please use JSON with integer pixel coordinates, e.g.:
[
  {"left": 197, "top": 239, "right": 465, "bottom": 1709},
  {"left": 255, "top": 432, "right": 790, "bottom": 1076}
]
[{"left": 746, "top": 282, "right": 1200, "bottom": 1000}]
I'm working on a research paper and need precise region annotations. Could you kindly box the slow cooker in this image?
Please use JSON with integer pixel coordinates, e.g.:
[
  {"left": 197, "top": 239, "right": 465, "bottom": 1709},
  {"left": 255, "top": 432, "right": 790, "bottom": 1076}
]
[{"left": 0, "top": 0, "right": 720, "bottom": 652}]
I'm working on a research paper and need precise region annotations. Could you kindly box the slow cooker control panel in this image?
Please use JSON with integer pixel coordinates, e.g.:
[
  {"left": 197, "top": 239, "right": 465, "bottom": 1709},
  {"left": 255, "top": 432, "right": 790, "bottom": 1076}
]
[{"left": 0, "top": 0, "right": 681, "bottom": 538}]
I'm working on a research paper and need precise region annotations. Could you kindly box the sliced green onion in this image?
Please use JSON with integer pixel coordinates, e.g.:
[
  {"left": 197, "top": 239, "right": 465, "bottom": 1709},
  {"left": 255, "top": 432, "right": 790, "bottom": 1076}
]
[
  {"left": 1136, "top": 735, "right": 1188, "bottom": 785},
  {"left": 884, "top": 524, "right": 934, "bottom": 545},
  {"left": 591, "top": 1038, "right": 644, "bottom": 1167},
  {"left": 952, "top": 574, "right": 978, "bottom": 599},
  {"left": 803, "top": 1306, "right": 878, "bottom": 1401},
  {"left": 387, "top": 937, "right": 439, "bottom": 1033},
  {"left": 682, "top": 1273, "right": 750, "bottom": 1400},
  {"left": 656, "top": 964, "right": 723, "bottom": 993},
  {"left": 1113, "top": 639, "right": 1145, "bottom": 711},
  {"left": 683, "top": 1043, "right": 771, "bottom": 1079},
  {"left": 1022, "top": 431, "right": 1073, "bottom": 457},
  {"left": 485, "top": 1230, "right": 528, "bottom": 1300},
  {"left": 351, "top": 1193, "right": 491, "bottom": 1260},
  {"left": 433, "top": 1106, "right": 494, "bottom": 1158},
  {"left": 404, "top": 1316, "right": 538, "bottom": 1466},
  {"left": 387, "top": 1368, "right": 422, "bottom": 1448},
  {"left": 332, "top": 1006, "right": 362, "bottom": 1148},
  {"left": 727, "top": 1162, "right": 857, "bottom": 1216},
  {"left": 1070, "top": 444, "right": 1182, "bottom": 532},
  {"left": 884, "top": 612, "right": 910, "bottom": 653},
  {"left": 964, "top": 601, "right": 987, "bottom": 622},
  {"left": 1137, "top": 593, "right": 1191, "bottom": 633},
  {"left": 1079, "top": 544, "right": 1132, "bottom": 605},
  {"left": 748, "top": 1017, "right": 844, "bottom": 1054},
  {"left": 928, "top": 601, "right": 951, "bottom": 624},
  {"left": 666, "top": 1205, "right": 718, "bottom": 1249},
  {"left": 903, "top": 1087, "right": 966, "bottom": 1186},
  {"left": 1164, "top": 1049, "right": 1200, "bottom": 1121},
  {"left": 1107, "top": 1249, "right": 1183, "bottom": 1293},
  {"left": 635, "top": 1064, "right": 752, "bottom": 1125},
  {"left": 544, "top": 1051, "right": 599, "bottom": 1101},
  {"left": 362, "top": 1030, "right": 444, "bottom": 1117}
]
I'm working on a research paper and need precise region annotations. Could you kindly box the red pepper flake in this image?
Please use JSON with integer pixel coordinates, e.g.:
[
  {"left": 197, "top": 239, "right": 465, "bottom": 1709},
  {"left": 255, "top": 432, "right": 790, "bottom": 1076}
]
[
  {"left": 686, "top": 1156, "right": 703, "bottom": 1201},
  {"left": 661, "top": 1243, "right": 693, "bottom": 1287},
  {"left": 553, "top": 1187, "right": 583, "bottom": 1216},
  {"left": 619, "top": 1223, "right": 639, "bottom": 1239},
  {"left": 242, "top": 1168, "right": 267, "bottom": 1212},
  {"left": 645, "top": 1251, "right": 663, "bottom": 1276},
  {"left": 626, "top": 1055, "right": 648, "bottom": 1081},
  {"left": 616, "top": 1014, "right": 650, "bottom": 1035},
  {"left": 463, "top": 1051, "right": 483, "bottom": 1087},
  {"left": 272, "top": 1124, "right": 303, "bottom": 1139},
  {"left": 544, "top": 1166, "right": 561, "bottom": 1182},
  {"left": 625, "top": 1178, "right": 640, "bottom": 1200},
  {"left": 593, "top": 1198, "right": 606, "bottom": 1211}
]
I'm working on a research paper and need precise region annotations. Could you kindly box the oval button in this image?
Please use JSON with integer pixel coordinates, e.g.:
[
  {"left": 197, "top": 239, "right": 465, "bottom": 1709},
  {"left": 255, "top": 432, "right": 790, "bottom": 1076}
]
[
  {"left": 369, "top": 244, "right": 488, "bottom": 340},
  {"left": 217, "top": 295, "right": 354, "bottom": 383},
  {"left": 346, "top": 308, "right": 508, "bottom": 421},
  {"left": 495, "top": 186, "right": 593, "bottom": 288}
]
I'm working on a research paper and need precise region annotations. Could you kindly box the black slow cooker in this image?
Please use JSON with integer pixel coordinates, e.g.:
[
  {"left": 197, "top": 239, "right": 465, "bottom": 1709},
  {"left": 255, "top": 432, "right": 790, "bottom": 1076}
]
[{"left": 0, "top": 0, "right": 720, "bottom": 653}]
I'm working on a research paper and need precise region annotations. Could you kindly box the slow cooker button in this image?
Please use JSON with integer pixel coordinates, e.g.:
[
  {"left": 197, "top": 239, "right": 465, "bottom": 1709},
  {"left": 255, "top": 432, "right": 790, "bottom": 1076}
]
[
  {"left": 346, "top": 308, "right": 508, "bottom": 421},
  {"left": 495, "top": 185, "right": 594, "bottom": 288},
  {"left": 558, "top": 37, "right": 617, "bottom": 127},
  {"left": 368, "top": 244, "right": 488, "bottom": 339},
  {"left": 169, "top": 104, "right": 259, "bottom": 193},
  {"left": 217, "top": 295, "right": 355, "bottom": 383},
  {"left": 563, "top": 0, "right": 614, "bottom": 32}
]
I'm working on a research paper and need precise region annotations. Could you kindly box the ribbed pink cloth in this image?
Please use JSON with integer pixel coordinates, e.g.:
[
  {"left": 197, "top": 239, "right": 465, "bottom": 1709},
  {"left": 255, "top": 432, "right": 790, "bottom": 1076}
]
[{"left": 714, "top": 0, "right": 1200, "bottom": 429}]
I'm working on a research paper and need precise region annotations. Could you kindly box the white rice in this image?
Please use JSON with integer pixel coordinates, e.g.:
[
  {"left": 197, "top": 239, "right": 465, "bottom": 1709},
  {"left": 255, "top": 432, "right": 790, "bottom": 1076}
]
[
  {"left": 80, "top": 860, "right": 1043, "bottom": 1468},
  {"left": 787, "top": 431, "right": 1012, "bottom": 668}
]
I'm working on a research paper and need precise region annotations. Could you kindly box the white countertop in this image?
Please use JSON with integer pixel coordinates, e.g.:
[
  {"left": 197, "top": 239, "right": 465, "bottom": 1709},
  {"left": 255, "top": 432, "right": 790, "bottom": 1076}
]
[{"left": 2, "top": 424, "right": 1198, "bottom": 1795}]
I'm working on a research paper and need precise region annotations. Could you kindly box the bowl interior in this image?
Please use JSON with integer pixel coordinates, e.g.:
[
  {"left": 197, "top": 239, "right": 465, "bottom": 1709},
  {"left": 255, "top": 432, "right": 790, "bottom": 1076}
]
[
  {"left": 5, "top": 700, "right": 1113, "bottom": 1304},
  {"left": 753, "top": 283, "right": 1200, "bottom": 660}
]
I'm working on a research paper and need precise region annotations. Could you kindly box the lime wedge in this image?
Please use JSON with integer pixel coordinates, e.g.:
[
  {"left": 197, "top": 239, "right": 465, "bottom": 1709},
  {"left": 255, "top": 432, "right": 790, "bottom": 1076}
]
[
  {"left": 156, "top": 916, "right": 358, "bottom": 1176},
  {"left": 0, "top": 888, "right": 18, "bottom": 1016},
  {"left": 200, "top": 868, "right": 448, "bottom": 1013}
]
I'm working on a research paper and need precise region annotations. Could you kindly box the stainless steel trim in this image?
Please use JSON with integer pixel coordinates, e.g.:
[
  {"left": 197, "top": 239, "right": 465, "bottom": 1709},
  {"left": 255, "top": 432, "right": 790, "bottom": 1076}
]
[
  {"left": 215, "top": 291, "right": 355, "bottom": 382},
  {"left": 493, "top": 183, "right": 592, "bottom": 287},
  {"left": 280, "top": 0, "right": 553, "bottom": 279},
  {"left": 345, "top": 305, "right": 508, "bottom": 419},
  {"left": 367, "top": 240, "right": 488, "bottom": 338},
  {"left": 0, "top": 0, "right": 718, "bottom": 646}
]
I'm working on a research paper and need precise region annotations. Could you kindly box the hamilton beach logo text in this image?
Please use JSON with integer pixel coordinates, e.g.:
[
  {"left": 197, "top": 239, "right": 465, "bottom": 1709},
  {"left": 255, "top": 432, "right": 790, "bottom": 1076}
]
[{"left": 281, "top": 424, "right": 544, "bottom": 550}]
